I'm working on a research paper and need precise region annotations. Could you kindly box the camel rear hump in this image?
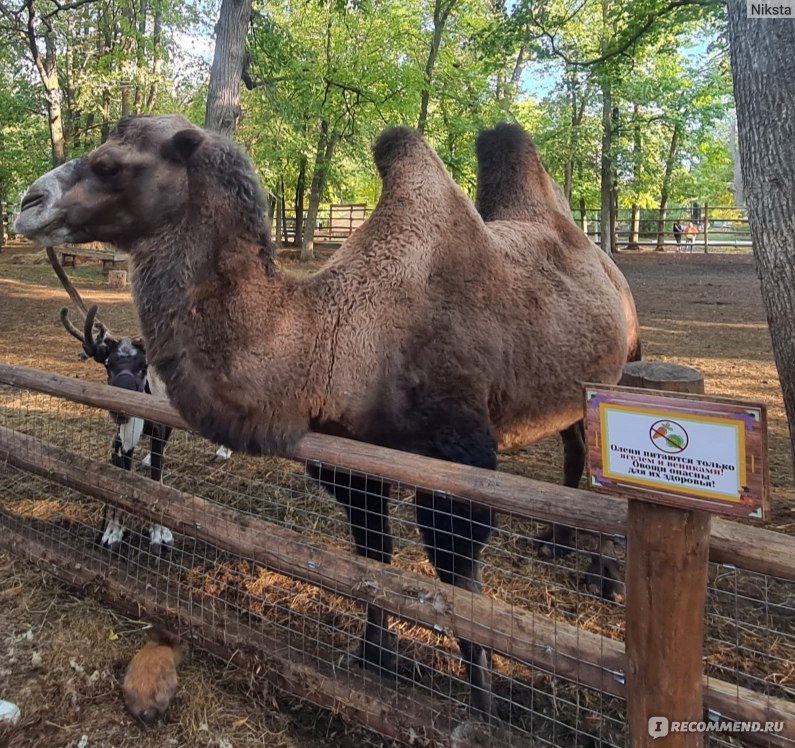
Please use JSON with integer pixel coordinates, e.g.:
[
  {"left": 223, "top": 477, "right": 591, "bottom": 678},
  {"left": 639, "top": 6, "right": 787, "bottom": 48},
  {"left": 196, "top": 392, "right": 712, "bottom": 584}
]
[{"left": 475, "top": 123, "right": 571, "bottom": 221}]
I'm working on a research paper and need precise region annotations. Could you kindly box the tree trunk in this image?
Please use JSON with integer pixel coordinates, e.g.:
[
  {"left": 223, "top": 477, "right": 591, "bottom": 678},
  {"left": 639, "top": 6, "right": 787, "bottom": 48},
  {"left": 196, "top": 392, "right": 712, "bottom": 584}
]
[
  {"left": 301, "top": 120, "right": 340, "bottom": 262},
  {"left": 204, "top": 0, "right": 253, "bottom": 137},
  {"left": 579, "top": 196, "right": 587, "bottom": 235},
  {"left": 417, "top": 0, "right": 455, "bottom": 134},
  {"left": 274, "top": 175, "right": 285, "bottom": 249},
  {"left": 599, "top": 76, "right": 613, "bottom": 255},
  {"left": 145, "top": 4, "right": 163, "bottom": 112},
  {"left": 627, "top": 104, "right": 642, "bottom": 250},
  {"left": 133, "top": 0, "right": 149, "bottom": 113},
  {"left": 727, "top": 0, "right": 795, "bottom": 469},
  {"left": 655, "top": 124, "right": 681, "bottom": 250},
  {"left": 293, "top": 156, "right": 307, "bottom": 247},
  {"left": 629, "top": 204, "right": 640, "bottom": 249},
  {"left": 563, "top": 70, "right": 587, "bottom": 204},
  {"left": 24, "top": 4, "right": 67, "bottom": 167},
  {"left": 610, "top": 103, "right": 620, "bottom": 249}
]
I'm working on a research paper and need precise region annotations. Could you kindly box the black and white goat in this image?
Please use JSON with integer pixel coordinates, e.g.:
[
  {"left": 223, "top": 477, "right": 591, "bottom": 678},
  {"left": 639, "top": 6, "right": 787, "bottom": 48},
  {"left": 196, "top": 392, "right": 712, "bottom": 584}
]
[{"left": 61, "top": 305, "right": 178, "bottom": 552}]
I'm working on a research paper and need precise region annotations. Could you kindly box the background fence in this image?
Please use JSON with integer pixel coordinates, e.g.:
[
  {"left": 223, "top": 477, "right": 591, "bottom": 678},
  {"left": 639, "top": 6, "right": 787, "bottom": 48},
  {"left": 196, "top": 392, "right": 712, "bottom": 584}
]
[
  {"left": 1, "top": 200, "right": 750, "bottom": 253},
  {"left": 0, "top": 365, "right": 793, "bottom": 746},
  {"left": 572, "top": 205, "right": 752, "bottom": 252}
]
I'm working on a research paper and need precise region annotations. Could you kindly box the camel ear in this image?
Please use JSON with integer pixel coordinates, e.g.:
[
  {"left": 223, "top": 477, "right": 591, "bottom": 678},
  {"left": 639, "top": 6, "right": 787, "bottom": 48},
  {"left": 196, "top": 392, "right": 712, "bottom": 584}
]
[{"left": 162, "top": 129, "right": 204, "bottom": 164}]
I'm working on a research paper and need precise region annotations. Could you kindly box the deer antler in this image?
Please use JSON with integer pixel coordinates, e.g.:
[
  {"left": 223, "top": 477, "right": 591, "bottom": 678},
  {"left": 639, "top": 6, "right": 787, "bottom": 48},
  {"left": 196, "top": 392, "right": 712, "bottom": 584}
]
[
  {"left": 82, "top": 305, "right": 102, "bottom": 359},
  {"left": 60, "top": 305, "right": 108, "bottom": 360},
  {"left": 59, "top": 308, "right": 86, "bottom": 343},
  {"left": 46, "top": 245, "right": 116, "bottom": 341}
]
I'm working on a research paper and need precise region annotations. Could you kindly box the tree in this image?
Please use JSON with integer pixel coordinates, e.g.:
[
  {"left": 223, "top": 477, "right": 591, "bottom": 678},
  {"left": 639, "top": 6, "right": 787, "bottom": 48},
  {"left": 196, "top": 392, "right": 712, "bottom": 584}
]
[
  {"left": 726, "top": 0, "right": 795, "bottom": 469},
  {"left": 205, "top": 0, "right": 252, "bottom": 137},
  {"left": 417, "top": 0, "right": 457, "bottom": 134}
]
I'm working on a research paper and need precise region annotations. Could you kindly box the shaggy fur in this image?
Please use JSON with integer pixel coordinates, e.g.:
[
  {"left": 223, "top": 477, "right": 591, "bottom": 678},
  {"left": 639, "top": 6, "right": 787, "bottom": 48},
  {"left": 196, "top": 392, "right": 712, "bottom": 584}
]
[
  {"left": 122, "top": 629, "right": 183, "bottom": 725},
  {"left": 16, "top": 116, "right": 640, "bottom": 716}
]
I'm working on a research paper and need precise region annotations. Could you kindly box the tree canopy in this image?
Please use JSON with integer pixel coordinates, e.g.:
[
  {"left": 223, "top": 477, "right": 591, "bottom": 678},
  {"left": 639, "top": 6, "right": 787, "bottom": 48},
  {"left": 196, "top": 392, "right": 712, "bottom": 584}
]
[{"left": 0, "top": 0, "right": 734, "bottom": 249}]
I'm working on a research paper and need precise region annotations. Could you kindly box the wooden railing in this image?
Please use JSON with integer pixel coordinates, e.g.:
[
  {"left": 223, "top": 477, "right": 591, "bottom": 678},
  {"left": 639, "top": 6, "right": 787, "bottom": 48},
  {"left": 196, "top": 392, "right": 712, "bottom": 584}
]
[{"left": 1, "top": 363, "right": 794, "bottom": 747}]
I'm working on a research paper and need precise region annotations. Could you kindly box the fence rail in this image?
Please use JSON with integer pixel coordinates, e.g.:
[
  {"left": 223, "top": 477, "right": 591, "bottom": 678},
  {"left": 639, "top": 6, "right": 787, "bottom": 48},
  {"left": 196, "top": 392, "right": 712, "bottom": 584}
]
[
  {"left": 573, "top": 204, "right": 752, "bottom": 252},
  {"left": 2, "top": 364, "right": 792, "bottom": 582},
  {"left": 1, "top": 364, "right": 794, "bottom": 746}
]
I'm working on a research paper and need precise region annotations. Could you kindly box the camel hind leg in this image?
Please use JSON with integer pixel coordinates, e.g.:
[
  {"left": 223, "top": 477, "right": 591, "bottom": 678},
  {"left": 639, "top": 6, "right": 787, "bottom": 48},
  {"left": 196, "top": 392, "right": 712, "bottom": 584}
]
[
  {"left": 306, "top": 464, "right": 396, "bottom": 673},
  {"left": 533, "top": 420, "right": 584, "bottom": 558},
  {"left": 533, "top": 421, "right": 624, "bottom": 599}
]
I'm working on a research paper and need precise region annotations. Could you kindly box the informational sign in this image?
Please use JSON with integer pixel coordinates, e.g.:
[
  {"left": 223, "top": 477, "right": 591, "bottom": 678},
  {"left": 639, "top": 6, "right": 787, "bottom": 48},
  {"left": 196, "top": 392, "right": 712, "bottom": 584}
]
[{"left": 585, "top": 385, "right": 768, "bottom": 519}]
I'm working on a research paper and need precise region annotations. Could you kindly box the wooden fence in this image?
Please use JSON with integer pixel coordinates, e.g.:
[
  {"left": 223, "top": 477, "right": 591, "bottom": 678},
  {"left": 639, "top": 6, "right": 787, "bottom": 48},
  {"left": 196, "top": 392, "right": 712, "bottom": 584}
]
[
  {"left": 1, "top": 201, "right": 10, "bottom": 250},
  {"left": 0, "top": 363, "right": 793, "bottom": 747},
  {"left": 277, "top": 203, "right": 372, "bottom": 245},
  {"left": 571, "top": 205, "right": 751, "bottom": 252}
]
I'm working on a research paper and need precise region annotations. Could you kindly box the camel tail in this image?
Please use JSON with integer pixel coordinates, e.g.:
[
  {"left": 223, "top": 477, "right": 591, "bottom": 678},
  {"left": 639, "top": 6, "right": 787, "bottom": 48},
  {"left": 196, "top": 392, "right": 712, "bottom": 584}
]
[
  {"left": 628, "top": 338, "right": 642, "bottom": 363},
  {"left": 475, "top": 123, "right": 570, "bottom": 221}
]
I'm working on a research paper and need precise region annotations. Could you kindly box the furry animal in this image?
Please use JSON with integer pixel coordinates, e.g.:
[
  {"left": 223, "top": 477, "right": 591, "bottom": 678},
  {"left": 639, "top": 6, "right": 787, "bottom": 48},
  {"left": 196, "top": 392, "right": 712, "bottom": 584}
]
[
  {"left": 122, "top": 629, "right": 183, "bottom": 725},
  {"left": 15, "top": 115, "right": 640, "bottom": 716},
  {"left": 60, "top": 304, "right": 175, "bottom": 552}
]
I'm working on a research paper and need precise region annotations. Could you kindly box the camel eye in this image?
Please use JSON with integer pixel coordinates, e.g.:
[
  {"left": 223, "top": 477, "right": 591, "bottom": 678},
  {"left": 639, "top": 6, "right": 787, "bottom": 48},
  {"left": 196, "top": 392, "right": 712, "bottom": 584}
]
[{"left": 92, "top": 159, "right": 121, "bottom": 178}]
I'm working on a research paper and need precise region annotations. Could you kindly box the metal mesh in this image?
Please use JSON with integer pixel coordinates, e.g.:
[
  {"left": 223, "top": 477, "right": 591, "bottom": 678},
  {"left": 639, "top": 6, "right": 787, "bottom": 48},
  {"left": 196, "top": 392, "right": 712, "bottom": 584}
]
[{"left": 0, "top": 384, "right": 792, "bottom": 747}]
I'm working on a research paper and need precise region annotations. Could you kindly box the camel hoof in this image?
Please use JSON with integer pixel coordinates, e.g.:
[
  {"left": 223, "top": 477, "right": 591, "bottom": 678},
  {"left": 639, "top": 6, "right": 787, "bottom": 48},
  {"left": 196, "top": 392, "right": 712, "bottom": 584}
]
[
  {"left": 212, "top": 446, "right": 233, "bottom": 462},
  {"left": 584, "top": 557, "right": 624, "bottom": 601},
  {"left": 450, "top": 719, "right": 494, "bottom": 747}
]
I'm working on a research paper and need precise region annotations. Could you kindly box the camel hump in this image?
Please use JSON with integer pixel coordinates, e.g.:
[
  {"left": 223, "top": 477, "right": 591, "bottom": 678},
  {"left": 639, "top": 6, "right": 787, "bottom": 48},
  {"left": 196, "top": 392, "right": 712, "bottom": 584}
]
[
  {"left": 373, "top": 127, "right": 439, "bottom": 179},
  {"left": 476, "top": 123, "right": 536, "bottom": 166},
  {"left": 475, "top": 123, "right": 569, "bottom": 221}
]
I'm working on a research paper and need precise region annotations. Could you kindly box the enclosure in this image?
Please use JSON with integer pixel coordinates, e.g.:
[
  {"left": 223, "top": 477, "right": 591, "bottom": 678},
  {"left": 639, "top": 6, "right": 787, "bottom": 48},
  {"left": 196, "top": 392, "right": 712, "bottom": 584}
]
[{"left": 1, "top": 249, "right": 794, "bottom": 748}]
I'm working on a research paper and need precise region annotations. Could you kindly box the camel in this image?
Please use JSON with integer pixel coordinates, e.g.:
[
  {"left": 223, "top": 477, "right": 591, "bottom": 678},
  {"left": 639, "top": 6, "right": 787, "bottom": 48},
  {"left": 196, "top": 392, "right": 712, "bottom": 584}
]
[{"left": 15, "top": 115, "right": 640, "bottom": 717}]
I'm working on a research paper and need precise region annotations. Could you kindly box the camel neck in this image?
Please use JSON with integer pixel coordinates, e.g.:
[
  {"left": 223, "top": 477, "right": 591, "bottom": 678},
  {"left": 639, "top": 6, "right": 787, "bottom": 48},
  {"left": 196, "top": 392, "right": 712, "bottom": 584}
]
[{"left": 129, "top": 218, "right": 324, "bottom": 455}]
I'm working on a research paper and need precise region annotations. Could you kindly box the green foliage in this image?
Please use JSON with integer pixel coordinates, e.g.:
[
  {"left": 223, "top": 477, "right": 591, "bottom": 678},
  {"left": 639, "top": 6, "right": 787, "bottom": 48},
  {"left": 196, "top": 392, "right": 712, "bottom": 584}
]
[
  {"left": 0, "top": 0, "right": 734, "bottom": 217},
  {"left": 0, "top": 55, "right": 50, "bottom": 202}
]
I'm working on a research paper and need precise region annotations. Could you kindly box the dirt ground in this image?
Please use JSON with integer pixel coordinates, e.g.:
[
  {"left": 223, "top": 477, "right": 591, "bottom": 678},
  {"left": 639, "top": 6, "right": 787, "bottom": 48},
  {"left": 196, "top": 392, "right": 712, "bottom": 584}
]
[{"left": 0, "top": 244, "right": 793, "bottom": 747}]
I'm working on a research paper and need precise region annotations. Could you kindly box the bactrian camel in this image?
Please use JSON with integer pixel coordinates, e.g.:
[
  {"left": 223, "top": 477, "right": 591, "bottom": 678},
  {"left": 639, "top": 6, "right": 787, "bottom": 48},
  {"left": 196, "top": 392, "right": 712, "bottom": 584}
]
[{"left": 16, "top": 115, "right": 640, "bottom": 717}]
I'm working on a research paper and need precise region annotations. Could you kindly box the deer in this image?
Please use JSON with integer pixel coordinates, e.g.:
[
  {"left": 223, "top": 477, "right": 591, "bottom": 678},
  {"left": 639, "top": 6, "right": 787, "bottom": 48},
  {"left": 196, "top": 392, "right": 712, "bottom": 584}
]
[{"left": 48, "top": 247, "right": 231, "bottom": 553}]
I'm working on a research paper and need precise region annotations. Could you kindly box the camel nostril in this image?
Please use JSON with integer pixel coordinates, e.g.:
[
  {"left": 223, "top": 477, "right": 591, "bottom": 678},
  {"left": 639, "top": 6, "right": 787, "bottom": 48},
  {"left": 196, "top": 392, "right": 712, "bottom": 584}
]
[{"left": 20, "top": 191, "right": 44, "bottom": 211}]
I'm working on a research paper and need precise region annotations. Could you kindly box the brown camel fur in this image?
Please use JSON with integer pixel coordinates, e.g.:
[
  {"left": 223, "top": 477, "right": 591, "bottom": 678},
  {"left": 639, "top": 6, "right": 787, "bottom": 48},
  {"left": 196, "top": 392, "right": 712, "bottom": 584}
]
[{"left": 15, "top": 115, "right": 640, "bottom": 717}]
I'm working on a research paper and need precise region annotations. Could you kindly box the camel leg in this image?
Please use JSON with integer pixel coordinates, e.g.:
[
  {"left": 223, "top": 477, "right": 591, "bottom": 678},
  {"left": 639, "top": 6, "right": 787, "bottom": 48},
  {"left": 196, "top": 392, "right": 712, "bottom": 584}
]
[
  {"left": 533, "top": 420, "right": 584, "bottom": 558},
  {"left": 402, "top": 412, "right": 499, "bottom": 719},
  {"left": 584, "top": 538, "right": 624, "bottom": 600},
  {"left": 306, "top": 464, "right": 396, "bottom": 673},
  {"left": 416, "top": 489, "right": 497, "bottom": 719}
]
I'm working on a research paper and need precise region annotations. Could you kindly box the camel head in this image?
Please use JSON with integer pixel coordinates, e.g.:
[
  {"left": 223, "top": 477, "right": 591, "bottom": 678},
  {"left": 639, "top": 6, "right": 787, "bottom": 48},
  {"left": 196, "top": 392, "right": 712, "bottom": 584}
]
[{"left": 15, "top": 115, "right": 205, "bottom": 249}]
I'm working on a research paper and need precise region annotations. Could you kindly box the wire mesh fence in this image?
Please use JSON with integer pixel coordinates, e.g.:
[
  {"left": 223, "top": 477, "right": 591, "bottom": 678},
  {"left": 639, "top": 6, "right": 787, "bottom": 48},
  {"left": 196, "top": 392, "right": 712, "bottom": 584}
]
[{"left": 0, "top": 377, "right": 793, "bottom": 747}]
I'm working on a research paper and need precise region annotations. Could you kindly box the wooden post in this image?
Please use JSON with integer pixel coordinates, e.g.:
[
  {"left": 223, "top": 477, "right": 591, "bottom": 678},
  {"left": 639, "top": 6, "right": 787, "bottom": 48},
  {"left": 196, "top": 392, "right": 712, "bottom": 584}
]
[
  {"left": 107, "top": 269, "right": 127, "bottom": 288},
  {"left": 622, "top": 361, "right": 711, "bottom": 748},
  {"left": 703, "top": 203, "right": 709, "bottom": 253}
]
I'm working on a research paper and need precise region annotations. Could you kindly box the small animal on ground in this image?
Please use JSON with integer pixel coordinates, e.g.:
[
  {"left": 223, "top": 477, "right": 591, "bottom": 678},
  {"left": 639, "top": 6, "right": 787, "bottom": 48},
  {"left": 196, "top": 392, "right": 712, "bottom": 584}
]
[{"left": 122, "top": 628, "right": 184, "bottom": 726}]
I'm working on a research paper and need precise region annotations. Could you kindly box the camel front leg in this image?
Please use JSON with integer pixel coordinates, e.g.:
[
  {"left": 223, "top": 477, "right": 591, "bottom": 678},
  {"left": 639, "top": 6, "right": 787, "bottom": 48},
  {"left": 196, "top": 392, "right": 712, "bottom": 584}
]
[
  {"left": 306, "top": 464, "right": 396, "bottom": 673},
  {"left": 416, "top": 489, "right": 497, "bottom": 720}
]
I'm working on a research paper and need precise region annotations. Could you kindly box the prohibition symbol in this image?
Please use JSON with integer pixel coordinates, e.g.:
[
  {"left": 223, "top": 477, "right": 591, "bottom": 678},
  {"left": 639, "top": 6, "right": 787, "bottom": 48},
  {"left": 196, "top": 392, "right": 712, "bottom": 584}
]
[{"left": 649, "top": 419, "right": 689, "bottom": 454}]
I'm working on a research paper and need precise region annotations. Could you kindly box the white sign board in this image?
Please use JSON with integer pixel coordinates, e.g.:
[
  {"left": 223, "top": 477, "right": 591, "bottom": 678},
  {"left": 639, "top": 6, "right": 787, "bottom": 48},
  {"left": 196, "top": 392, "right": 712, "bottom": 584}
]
[{"left": 585, "top": 386, "right": 768, "bottom": 519}]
